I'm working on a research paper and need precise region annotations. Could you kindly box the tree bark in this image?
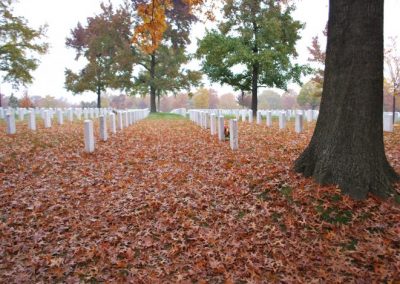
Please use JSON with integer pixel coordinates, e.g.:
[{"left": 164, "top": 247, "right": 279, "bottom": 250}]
[
  {"left": 150, "top": 53, "right": 157, "bottom": 113},
  {"left": 393, "top": 94, "right": 396, "bottom": 124},
  {"left": 251, "top": 17, "right": 259, "bottom": 116},
  {"left": 251, "top": 62, "right": 259, "bottom": 115},
  {"left": 96, "top": 85, "right": 101, "bottom": 109},
  {"left": 294, "top": 0, "right": 399, "bottom": 200},
  {"left": 157, "top": 90, "right": 161, "bottom": 112}
]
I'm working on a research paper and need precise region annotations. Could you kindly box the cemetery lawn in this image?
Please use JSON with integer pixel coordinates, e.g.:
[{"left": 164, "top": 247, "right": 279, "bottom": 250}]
[{"left": 0, "top": 117, "right": 399, "bottom": 282}]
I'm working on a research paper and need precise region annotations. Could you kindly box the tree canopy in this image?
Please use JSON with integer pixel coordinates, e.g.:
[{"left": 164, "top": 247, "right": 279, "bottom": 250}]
[
  {"left": 65, "top": 2, "right": 134, "bottom": 108},
  {"left": 0, "top": 0, "right": 48, "bottom": 89},
  {"left": 297, "top": 80, "right": 322, "bottom": 110},
  {"left": 196, "top": 0, "right": 309, "bottom": 115},
  {"left": 131, "top": 0, "right": 202, "bottom": 112}
]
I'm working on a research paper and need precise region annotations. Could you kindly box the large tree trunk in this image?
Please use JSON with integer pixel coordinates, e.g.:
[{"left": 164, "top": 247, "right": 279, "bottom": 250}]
[
  {"left": 294, "top": 0, "right": 399, "bottom": 200},
  {"left": 150, "top": 53, "right": 157, "bottom": 113}
]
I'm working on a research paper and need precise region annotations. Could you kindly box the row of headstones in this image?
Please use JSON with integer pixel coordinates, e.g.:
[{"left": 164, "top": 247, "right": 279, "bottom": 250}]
[
  {"left": 188, "top": 111, "right": 239, "bottom": 150},
  {"left": 84, "top": 109, "right": 150, "bottom": 153},
  {"left": 189, "top": 109, "right": 306, "bottom": 134},
  {"left": 189, "top": 109, "right": 397, "bottom": 133},
  {"left": 0, "top": 107, "right": 112, "bottom": 121},
  {"left": 193, "top": 109, "right": 320, "bottom": 123},
  {"left": 3, "top": 107, "right": 114, "bottom": 134}
]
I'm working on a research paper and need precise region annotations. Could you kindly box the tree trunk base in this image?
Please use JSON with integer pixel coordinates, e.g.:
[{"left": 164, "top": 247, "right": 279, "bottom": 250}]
[{"left": 294, "top": 145, "right": 399, "bottom": 200}]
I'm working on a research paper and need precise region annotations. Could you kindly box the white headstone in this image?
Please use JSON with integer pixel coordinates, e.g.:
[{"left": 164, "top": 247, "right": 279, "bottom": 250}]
[
  {"left": 109, "top": 113, "right": 117, "bottom": 134},
  {"left": 256, "top": 111, "right": 261, "bottom": 124},
  {"left": 44, "top": 110, "right": 51, "bottom": 128},
  {"left": 57, "top": 110, "right": 64, "bottom": 125},
  {"left": 124, "top": 111, "right": 129, "bottom": 128},
  {"left": 241, "top": 111, "right": 246, "bottom": 122},
  {"left": 210, "top": 113, "right": 217, "bottom": 135},
  {"left": 99, "top": 115, "right": 108, "bottom": 141},
  {"left": 28, "top": 111, "right": 36, "bottom": 131},
  {"left": 295, "top": 113, "right": 303, "bottom": 133},
  {"left": 229, "top": 119, "right": 238, "bottom": 150},
  {"left": 266, "top": 111, "right": 272, "bottom": 127},
  {"left": 279, "top": 112, "right": 286, "bottom": 129},
  {"left": 18, "top": 108, "right": 25, "bottom": 121},
  {"left": 6, "top": 113, "right": 16, "bottom": 134},
  {"left": 68, "top": 109, "right": 73, "bottom": 122},
  {"left": 383, "top": 113, "right": 394, "bottom": 132},
  {"left": 248, "top": 110, "right": 253, "bottom": 123},
  {"left": 313, "top": 110, "right": 319, "bottom": 120},
  {"left": 306, "top": 110, "right": 313, "bottom": 122},
  {"left": 128, "top": 111, "right": 133, "bottom": 125},
  {"left": 84, "top": 120, "right": 95, "bottom": 153},
  {"left": 218, "top": 115, "right": 225, "bottom": 141},
  {"left": 118, "top": 112, "right": 124, "bottom": 130},
  {"left": 205, "top": 113, "right": 210, "bottom": 129}
]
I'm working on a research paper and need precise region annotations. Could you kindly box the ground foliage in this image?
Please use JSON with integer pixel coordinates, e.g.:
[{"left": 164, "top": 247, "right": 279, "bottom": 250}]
[{"left": 0, "top": 115, "right": 399, "bottom": 282}]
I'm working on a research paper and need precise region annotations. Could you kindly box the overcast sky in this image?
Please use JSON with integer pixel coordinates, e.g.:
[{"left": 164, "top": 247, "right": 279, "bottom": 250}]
[{"left": 2, "top": 0, "right": 400, "bottom": 103}]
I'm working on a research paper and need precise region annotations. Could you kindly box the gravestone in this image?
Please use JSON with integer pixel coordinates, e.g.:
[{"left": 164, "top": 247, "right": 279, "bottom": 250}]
[
  {"left": 128, "top": 111, "right": 133, "bottom": 125},
  {"left": 28, "top": 111, "right": 36, "bottom": 131},
  {"left": 118, "top": 112, "right": 124, "bottom": 130},
  {"left": 241, "top": 111, "right": 246, "bottom": 122},
  {"left": 248, "top": 110, "right": 253, "bottom": 123},
  {"left": 256, "top": 111, "right": 261, "bottom": 124},
  {"left": 210, "top": 113, "right": 217, "bottom": 135},
  {"left": 18, "top": 108, "right": 25, "bottom": 121},
  {"left": 84, "top": 120, "right": 95, "bottom": 153},
  {"left": 306, "top": 110, "right": 313, "bottom": 122},
  {"left": 44, "top": 110, "right": 51, "bottom": 128},
  {"left": 109, "top": 113, "right": 117, "bottom": 134},
  {"left": 279, "top": 112, "right": 286, "bottom": 129},
  {"left": 266, "top": 111, "right": 272, "bottom": 127},
  {"left": 99, "top": 115, "right": 108, "bottom": 141},
  {"left": 83, "top": 109, "right": 89, "bottom": 120},
  {"left": 295, "top": 113, "right": 303, "bottom": 133},
  {"left": 229, "top": 119, "right": 238, "bottom": 150},
  {"left": 383, "top": 113, "right": 394, "bottom": 132},
  {"left": 124, "top": 111, "right": 129, "bottom": 128},
  {"left": 68, "top": 109, "right": 73, "bottom": 122},
  {"left": 57, "top": 109, "right": 64, "bottom": 125},
  {"left": 218, "top": 116, "right": 225, "bottom": 141},
  {"left": 6, "top": 113, "right": 16, "bottom": 134}
]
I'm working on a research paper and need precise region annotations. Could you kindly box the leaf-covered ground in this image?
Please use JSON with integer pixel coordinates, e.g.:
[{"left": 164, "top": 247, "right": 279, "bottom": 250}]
[{"left": 0, "top": 114, "right": 399, "bottom": 283}]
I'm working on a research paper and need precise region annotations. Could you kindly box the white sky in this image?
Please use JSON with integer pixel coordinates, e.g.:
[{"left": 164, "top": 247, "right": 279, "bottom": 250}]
[{"left": 1, "top": 0, "right": 400, "bottom": 103}]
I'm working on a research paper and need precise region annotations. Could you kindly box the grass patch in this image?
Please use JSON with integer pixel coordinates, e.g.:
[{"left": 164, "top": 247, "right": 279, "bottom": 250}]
[
  {"left": 279, "top": 185, "right": 293, "bottom": 202},
  {"left": 224, "top": 114, "right": 237, "bottom": 119},
  {"left": 316, "top": 204, "right": 353, "bottom": 225},
  {"left": 340, "top": 238, "right": 358, "bottom": 251},
  {"left": 146, "top": 112, "right": 185, "bottom": 120}
]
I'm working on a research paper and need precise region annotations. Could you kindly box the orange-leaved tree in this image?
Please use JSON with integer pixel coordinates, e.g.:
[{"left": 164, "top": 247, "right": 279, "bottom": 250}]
[
  {"left": 132, "top": 0, "right": 206, "bottom": 54},
  {"left": 130, "top": 0, "right": 206, "bottom": 112}
]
